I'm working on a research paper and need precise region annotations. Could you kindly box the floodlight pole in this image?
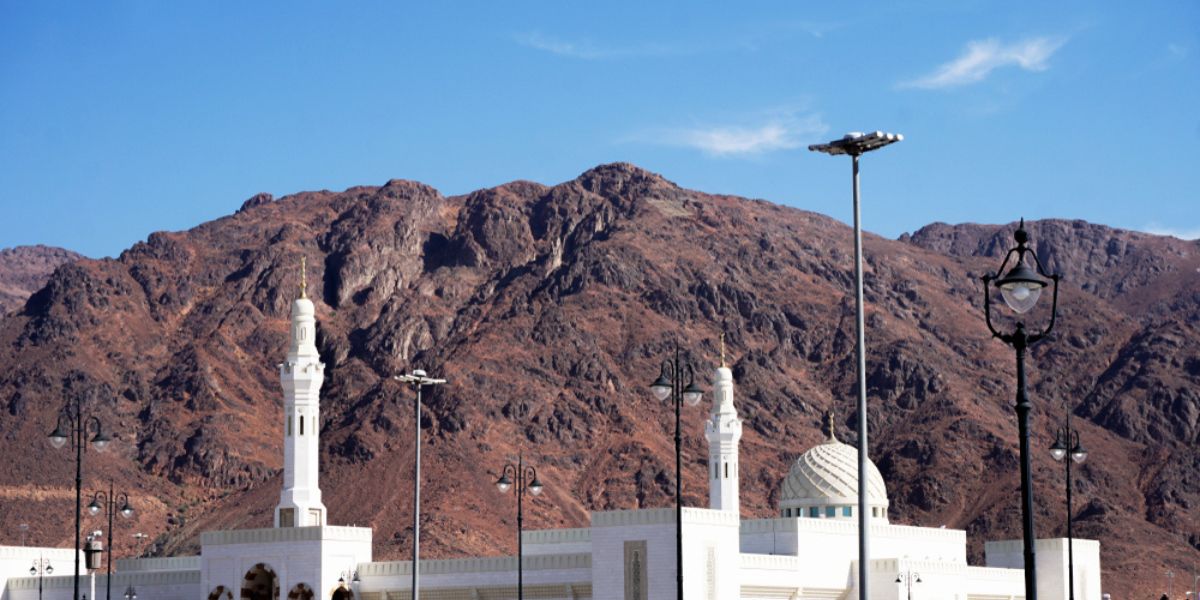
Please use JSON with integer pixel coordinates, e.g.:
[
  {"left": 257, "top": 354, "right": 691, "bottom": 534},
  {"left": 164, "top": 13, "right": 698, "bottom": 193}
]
[
  {"left": 394, "top": 369, "right": 446, "bottom": 600},
  {"left": 809, "top": 131, "right": 902, "bottom": 600}
]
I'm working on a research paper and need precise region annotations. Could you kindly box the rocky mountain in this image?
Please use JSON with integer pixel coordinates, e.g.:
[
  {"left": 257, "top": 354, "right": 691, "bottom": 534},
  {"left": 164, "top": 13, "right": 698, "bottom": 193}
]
[
  {"left": 0, "top": 164, "right": 1195, "bottom": 598},
  {"left": 0, "top": 245, "right": 82, "bottom": 315}
]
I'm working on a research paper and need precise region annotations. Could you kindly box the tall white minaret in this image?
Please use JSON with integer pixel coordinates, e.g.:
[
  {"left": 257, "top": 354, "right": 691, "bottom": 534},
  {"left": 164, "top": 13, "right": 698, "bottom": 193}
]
[
  {"left": 275, "top": 257, "right": 327, "bottom": 528},
  {"left": 704, "top": 333, "right": 742, "bottom": 513}
]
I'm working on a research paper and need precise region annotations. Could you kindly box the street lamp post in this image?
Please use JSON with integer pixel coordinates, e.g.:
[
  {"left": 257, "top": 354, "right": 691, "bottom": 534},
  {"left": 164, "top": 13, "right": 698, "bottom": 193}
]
[
  {"left": 337, "top": 568, "right": 360, "bottom": 597},
  {"left": 1049, "top": 402, "right": 1087, "bottom": 600},
  {"left": 895, "top": 570, "right": 921, "bottom": 600},
  {"left": 30, "top": 557, "right": 53, "bottom": 600},
  {"left": 122, "top": 586, "right": 136, "bottom": 600},
  {"left": 1169, "top": 570, "right": 1175, "bottom": 599},
  {"left": 87, "top": 482, "right": 134, "bottom": 600},
  {"left": 131, "top": 533, "right": 148, "bottom": 557},
  {"left": 48, "top": 396, "right": 113, "bottom": 600},
  {"left": 494, "top": 454, "right": 544, "bottom": 600},
  {"left": 649, "top": 345, "right": 705, "bottom": 600},
  {"left": 809, "top": 130, "right": 903, "bottom": 600},
  {"left": 392, "top": 369, "right": 446, "bottom": 600},
  {"left": 981, "top": 219, "right": 1061, "bottom": 600}
]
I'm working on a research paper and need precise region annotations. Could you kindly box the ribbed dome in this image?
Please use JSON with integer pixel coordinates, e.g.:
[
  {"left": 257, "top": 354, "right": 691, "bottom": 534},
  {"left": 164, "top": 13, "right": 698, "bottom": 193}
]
[{"left": 779, "top": 429, "right": 890, "bottom": 522}]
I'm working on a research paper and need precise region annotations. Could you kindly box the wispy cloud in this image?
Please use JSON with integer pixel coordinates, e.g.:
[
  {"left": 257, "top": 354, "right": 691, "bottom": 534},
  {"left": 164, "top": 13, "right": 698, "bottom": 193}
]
[
  {"left": 900, "top": 37, "right": 1067, "bottom": 89},
  {"left": 514, "top": 32, "right": 687, "bottom": 60},
  {"left": 627, "top": 111, "right": 828, "bottom": 157},
  {"left": 1141, "top": 223, "right": 1200, "bottom": 240}
]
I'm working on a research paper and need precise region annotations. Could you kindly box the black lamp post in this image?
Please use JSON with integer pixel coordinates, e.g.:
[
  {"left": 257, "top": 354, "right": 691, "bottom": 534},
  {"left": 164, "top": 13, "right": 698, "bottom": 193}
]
[
  {"left": 1049, "top": 402, "right": 1087, "bottom": 600},
  {"left": 392, "top": 369, "right": 446, "bottom": 600},
  {"left": 87, "top": 482, "right": 134, "bottom": 600},
  {"left": 48, "top": 398, "right": 113, "bottom": 600},
  {"left": 981, "top": 219, "right": 1060, "bottom": 600},
  {"left": 810, "top": 130, "right": 903, "bottom": 600},
  {"left": 649, "top": 345, "right": 704, "bottom": 600},
  {"left": 30, "top": 557, "right": 53, "bottom": 600},
  {"left": 122, "top": 586, "right": 136, "bottom": 600},
  {"left": 494, "top": 454, "right": 544, "bottom": 600},
  {"left": 895, "top": 570, "right": 921, "bottom": 600}
]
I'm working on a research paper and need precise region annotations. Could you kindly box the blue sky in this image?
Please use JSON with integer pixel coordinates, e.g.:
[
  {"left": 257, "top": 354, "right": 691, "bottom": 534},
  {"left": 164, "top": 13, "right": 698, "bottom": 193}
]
[{"left": 1, "top": 1, "right": 1197, "bottom": 258}]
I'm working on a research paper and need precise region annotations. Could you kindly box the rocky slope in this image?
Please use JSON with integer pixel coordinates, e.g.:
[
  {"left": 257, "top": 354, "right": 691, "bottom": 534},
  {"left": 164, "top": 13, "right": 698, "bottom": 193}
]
[
  {"left": 0, "top": 245, "right": 82, "bottom": 315},
  {"left": 0, "top": 165, "right": 1196, "bottom": 598}
]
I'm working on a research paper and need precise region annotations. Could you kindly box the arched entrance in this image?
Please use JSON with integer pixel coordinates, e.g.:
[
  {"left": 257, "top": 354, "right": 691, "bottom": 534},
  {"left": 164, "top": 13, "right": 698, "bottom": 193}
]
[
  {"left": 287, "top": 583, "right": 315, "bottom": 600},
  {"left": 242, "top": 563, "right": 279, "bottom": 600},
  {"left": 330, "top": 587, "right": 353, "bottom": 600},
  {"left": 208, "top": 586, "right": 234, "bottom": 600}
]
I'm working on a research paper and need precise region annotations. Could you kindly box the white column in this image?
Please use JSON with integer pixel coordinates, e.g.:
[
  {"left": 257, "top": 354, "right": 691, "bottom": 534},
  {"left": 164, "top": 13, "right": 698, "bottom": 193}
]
[
  {"left": 704, "top": 365, "right": 742, "bottom": 513},
  {"left": 275, "top": 282, "right": 327, "bottom": 527}
]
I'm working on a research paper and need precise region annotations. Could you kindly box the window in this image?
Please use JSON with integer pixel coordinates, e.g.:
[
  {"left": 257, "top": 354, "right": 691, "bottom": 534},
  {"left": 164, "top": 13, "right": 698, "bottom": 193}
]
[
  {"left": 872, "top": 507, "right": 878, "bottom": 518},
  {"left": 810, "top": 507, "right": 819, "bottom": 518},
  {"left": 784, "top": 508, "right": 791, "bottom": 517},
  {"left": 826, "top": 506, "right": 836, "bottom": 518},
  {"left": 300, "top": 415, "right": 304, "bottom": 435},
  {"left": 287, "top": 416, "right": 292, "bottom": 437},
  {"left": 724, "top": 463, "right": 729, "bottom": 478},
  {"left": 843, "top": 506, "right": 852, "bottom": 517}
]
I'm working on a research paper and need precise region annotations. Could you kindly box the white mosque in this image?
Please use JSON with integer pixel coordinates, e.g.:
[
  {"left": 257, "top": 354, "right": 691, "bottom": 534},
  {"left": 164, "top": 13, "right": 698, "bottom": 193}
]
[{"left": 0, "top": 282, "right": 1102, "bottom": 600}]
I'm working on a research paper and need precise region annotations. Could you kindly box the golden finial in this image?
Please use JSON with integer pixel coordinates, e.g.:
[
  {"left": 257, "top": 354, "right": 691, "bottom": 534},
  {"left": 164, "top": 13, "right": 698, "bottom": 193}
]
[
  {"left": 825, "top": 410, "right": 838, "bottom": 442},
  {"left": 300, "top": 256, "right": 307, "bottom": 299},
  {"left": 720, "top": 331, "right": 727, "bottom": 368}
]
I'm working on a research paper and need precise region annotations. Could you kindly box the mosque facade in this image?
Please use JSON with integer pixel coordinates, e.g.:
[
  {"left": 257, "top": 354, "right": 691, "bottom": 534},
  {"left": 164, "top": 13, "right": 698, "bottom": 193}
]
[{"left": 1, "top": 285, "right": 1102, "bottom": 600}]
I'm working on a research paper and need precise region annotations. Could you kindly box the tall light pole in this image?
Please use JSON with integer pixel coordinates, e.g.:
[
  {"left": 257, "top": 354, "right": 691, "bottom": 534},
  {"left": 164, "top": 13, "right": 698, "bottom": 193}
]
[
  {"left": 1049, "top": 402, "right": 1087, "bottom": 600},
  {"left": 895, "top": 570, "right": 921, "bottom": 600},
  {"left": 48, "top": 394, "right": 113, "bottom": 600},
  {"left": 30, "top": 557, "right": 53, "bottom": 600},
  {"left": 393, "top": 369, "right": 445, "bottom": 600},
  {"left": 87, "top": 482, "right": 134, "bottom": 600},
  {"left": 494, "top": 454, "right": 544, "bottom": 600},
  {"left": 809, "top": 130, "right": 902, "bottom": 600},
  {"left": 981, "top": 219, "right": 1061, "bottom": 600},
  {"left": 1169, "top": 570, "right": 1176, "bottom": 599},
  {"left": 649, "top": 345, "right": 705, "bottom": 600}
]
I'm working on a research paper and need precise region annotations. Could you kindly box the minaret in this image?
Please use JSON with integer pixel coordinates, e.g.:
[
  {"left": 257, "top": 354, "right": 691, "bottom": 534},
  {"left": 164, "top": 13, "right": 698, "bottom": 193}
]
[
  {"left": 705, "top": 332, "right": 742, "bottom": 513},
  {"left": 275, "top": 257, "right": 328, "bottom": 528}
]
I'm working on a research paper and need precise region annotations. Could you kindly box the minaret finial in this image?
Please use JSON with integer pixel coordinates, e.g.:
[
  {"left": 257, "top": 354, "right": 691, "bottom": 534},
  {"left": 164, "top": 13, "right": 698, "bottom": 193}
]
[
  {"left": 720, "top": 331, "right": 727, "bottom": 368},
  {"left": 300, "top": 256, "right": 307, "bottom": 299},
  {"left": 824, "top": 409, "right": 838, "bottom": 442}
]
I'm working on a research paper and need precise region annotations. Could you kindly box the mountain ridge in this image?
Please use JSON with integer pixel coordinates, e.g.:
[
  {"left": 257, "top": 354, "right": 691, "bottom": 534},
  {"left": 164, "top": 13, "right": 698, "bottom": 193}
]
[{"left": 0, "top": 163, "right": 1195, "bottom": 598}]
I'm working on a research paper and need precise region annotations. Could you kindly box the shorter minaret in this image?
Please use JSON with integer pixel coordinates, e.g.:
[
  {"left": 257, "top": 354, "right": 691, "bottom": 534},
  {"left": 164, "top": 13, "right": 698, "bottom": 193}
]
[
  {"left": 705, "top": 332, "right": 742, "bottom": 513},
  {"left": 275, "top": 257, "right": 328, "bottom": 528}
]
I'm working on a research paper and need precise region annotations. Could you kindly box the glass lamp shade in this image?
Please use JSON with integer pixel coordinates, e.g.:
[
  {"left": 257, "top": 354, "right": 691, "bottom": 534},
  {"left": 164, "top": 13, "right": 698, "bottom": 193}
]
[
  {"left": 528, "top": 478, "right": 544, "bottom": 496},
  {"left": 650, "top": 374, "right": 671, "bottom": 401},
  {"left": 1049, "top": 435, "right": 1068, "bottom": 462},
  {"left": 681, "top": 382, "right": 703, "bottom": 406},
  {"left": 995, "top": 262, "right": 1047, "bottom": 314},
  {"left": 1070, "top": 444, "right": 1088, "bottom": 464},
  {"left": 46, "top": 565, "right": 52, "bottom": 575},
  {"left": 87, "top": 499, "right": 102, "bottom": 516},
  {"left": 120, "top": 502, "right": 134, "bottom": 519},
  {"left": 495, "top": 474, "right": 513, "bottom": 493},
  {"left": 91, "top": 429, "right": 112, "bottom": 452},
  {"left": 895, "top": 577, "right": 902, "bottom": 583},
  {"left": 30, "top": 567, "right": 36, "bottom": 576},
  {"left": 48, "top": 424, "right": 69, "bottom": 449}
]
